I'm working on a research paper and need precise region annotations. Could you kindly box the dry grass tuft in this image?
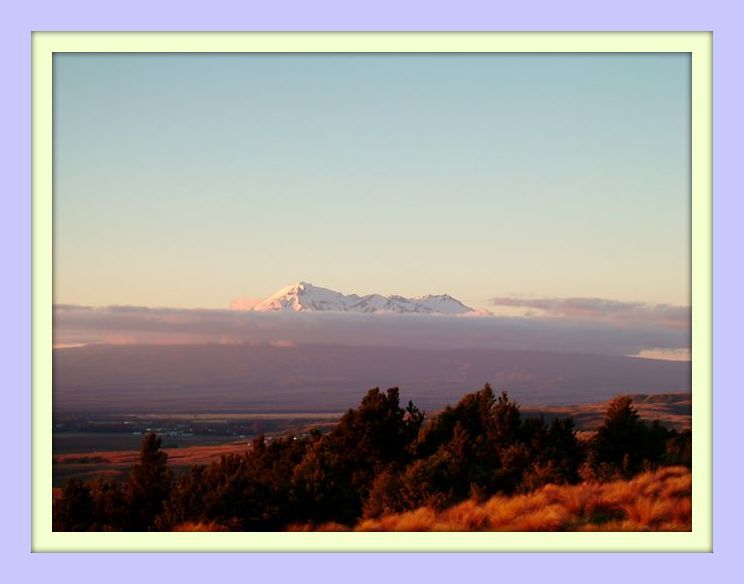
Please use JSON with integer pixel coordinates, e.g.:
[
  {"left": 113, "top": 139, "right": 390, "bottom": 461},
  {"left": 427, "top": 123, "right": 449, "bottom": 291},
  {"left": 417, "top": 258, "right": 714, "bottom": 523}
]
[
  {"left": 287, "top": 521, "right": 349, "bottom": 532},
  {"left": 352, "top": 466, "right": 691, "bottom": 532},
  {"left": 172, "top": 521, "right": 230, "bottom": 532}
]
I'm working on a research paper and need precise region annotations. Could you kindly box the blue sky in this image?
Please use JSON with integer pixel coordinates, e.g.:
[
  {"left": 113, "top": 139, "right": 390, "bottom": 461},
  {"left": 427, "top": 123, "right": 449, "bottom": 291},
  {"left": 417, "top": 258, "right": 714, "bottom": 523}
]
[{"left": 54, "top": 53, "right": 690, "bottom": 310}]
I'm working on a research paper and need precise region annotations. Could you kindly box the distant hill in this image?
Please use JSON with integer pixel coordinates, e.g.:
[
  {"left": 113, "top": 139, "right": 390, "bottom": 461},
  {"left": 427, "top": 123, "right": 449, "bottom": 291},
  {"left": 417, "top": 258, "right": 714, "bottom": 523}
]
[
  {"left": 54, "top": 343, "right": 690, "bottom": 413},
  {"left": 523, "top": 393, "right": 691, "bottom": 431}
]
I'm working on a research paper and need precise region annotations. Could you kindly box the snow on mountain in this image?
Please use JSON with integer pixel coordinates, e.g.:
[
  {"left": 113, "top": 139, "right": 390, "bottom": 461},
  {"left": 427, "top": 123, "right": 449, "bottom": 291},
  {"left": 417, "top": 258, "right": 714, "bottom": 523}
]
[
  {"left": 244, "top": 282, "right": 474, "bottom": 315},
  {"left": 411, "top": 294, "right": 476, "bottom": 315}
]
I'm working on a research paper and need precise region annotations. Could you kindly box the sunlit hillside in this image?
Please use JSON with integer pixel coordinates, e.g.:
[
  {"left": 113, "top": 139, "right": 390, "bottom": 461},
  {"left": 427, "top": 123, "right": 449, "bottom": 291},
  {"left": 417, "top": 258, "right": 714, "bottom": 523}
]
[{"left": 282, "top": 466, "right": 691, "bottom": 532}]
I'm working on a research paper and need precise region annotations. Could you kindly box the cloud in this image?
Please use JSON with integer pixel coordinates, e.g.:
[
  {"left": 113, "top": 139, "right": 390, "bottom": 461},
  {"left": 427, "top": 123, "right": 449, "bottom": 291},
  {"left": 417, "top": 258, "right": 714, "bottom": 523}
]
[
  {"left": 268, "top": 340, "right": 297, "bottom": 348},
  {"left": 630, "top": 347, "right": 692, "bottom": 361},
  {"left": 53, "top": 301, "right": 690, "bottom": 359},
  {"left": 462, "top": 308, "right": 495, "bottom": 317},
  {"left": 490, "top": 297, "right": 690, "bottom": 330},
  {"left": 52, "top": 342, "right": 88, "bottom": 350},
  {"left": 229, "top": 297, "right": 262, "bottom": 311}
]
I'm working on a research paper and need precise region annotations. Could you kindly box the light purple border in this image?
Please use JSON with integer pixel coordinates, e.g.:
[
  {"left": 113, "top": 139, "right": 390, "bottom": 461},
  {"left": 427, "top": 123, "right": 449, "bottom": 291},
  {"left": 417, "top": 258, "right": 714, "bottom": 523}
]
[{"left": 3, "top": 0, "right": 740, "bottom": 580}]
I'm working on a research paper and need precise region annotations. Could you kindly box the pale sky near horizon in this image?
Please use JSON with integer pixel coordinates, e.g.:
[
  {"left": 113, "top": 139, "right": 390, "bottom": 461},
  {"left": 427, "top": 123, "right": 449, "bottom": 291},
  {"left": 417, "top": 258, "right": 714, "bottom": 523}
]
[{"left": 54, "top": 53, "right": 690, "bottom": 310}]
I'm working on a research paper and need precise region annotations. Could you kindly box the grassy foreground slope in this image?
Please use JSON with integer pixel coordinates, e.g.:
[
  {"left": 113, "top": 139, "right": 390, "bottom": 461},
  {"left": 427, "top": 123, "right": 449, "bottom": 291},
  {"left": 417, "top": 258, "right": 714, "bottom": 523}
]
[
  {"left": 284, "top": 466, "right": 691, "bottom": 532},
  {"left": 175, "top": 467, "right": 691, "bottom": 532}
]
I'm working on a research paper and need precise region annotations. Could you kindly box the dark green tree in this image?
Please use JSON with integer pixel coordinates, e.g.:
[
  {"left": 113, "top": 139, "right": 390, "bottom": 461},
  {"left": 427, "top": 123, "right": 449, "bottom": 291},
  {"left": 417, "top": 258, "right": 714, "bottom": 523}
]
[
  {"left": 489, "top": 390, "right": 522, "bottom": 446},
  {"left": 292, "top": 387, "right": 423, "bottom": 524},
  {"left": 665, "top": 429, "right": 692, "bottom": 467},
  {"left": 363, "top": 467, "right": 407, "bottom": 519},
  {"left": 122, "top": 432, "right": 173, "bottom": 530},
  {"left": 592, "top": 396, "right": 649, "bottom": 476},
  {"left": 88, "top": 477, "right": 126, "bottom": 530},
  {"left": 53, "top": 479, "right": 93, "bottom": 531},
  {"left": 414, "top": 384, "right": 496, "bottom": 459}
]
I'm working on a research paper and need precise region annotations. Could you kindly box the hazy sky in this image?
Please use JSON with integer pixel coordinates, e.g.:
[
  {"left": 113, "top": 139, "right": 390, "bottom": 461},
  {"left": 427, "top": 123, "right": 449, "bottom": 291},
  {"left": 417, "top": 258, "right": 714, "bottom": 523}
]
[{"left": 54, "top": 53, "right": 690, "bottom": 310}]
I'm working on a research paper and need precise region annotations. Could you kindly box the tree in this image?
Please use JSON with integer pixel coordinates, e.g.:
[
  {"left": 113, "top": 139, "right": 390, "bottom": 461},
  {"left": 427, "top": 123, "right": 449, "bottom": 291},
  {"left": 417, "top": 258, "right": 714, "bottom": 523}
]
[
  {"left": 122, "top": 432, "right": 173, "bottom": 530},
  {"left": 414, "top": 384, "right": 496, "bottom": 458},
  {"left": 489, "top": 390, "right": 522, "bottom": 446},
  {"left": 592, "top": 396, "right": 647, "bottom": 475},
  {"left": 362, "top": 467, "right": 407, "bottom": 519},
  {"left": 292, "top": 387, "right": 423, "bottom": 524},
  {"left": 88, "top": 477, "right": 126, "bottom": 530},
  {"left": 665, "top": 429, "right": 692, "bottom": 467},
  {"left": 53, "top": 479, "right": 93, "bottom": 531}
]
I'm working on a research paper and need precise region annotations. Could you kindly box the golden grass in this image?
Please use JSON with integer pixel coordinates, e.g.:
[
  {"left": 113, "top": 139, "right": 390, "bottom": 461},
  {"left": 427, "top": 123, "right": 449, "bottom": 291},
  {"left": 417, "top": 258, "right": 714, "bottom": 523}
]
[
  {"left": 55, "top": 441, "right": 253, "bottom": 467},
  {"left": 352, "top": 466, "right": 691, "bottom": 532},
  {"left": 172, "top": 521, "right": 231, "bottom": 532},
  {"left": 287, "top": 522, "right": 349, "bottom": 532}
]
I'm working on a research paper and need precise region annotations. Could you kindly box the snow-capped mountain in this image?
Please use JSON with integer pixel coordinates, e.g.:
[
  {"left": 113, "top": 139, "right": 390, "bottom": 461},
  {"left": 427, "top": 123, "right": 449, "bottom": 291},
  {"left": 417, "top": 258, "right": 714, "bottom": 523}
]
[{"left": 245, "top": 282, "right": 474, "bottom": 314}]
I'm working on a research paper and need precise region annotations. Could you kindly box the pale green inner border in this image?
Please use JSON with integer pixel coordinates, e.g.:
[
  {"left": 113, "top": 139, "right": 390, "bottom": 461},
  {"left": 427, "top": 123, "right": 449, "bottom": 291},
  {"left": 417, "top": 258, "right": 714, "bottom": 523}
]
[{"left": 31, "top": 32, "right": 713, "bottom": 553}]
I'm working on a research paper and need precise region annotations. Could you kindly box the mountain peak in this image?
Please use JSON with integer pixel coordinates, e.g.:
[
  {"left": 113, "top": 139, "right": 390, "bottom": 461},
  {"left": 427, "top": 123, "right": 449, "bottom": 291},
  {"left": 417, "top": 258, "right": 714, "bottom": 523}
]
[{"left": 241, "top": 283, "right": 474, "bottom": 314}]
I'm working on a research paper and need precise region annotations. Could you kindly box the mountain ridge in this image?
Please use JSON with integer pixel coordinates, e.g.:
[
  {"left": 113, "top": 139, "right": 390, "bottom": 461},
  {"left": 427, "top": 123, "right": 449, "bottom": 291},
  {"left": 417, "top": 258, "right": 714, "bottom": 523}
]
[
  {"left": 53, "top": 342, "right": 691, "bottom": 412},
  {"left": 243, "top": 282, "right": 474, "bottom": 314}
]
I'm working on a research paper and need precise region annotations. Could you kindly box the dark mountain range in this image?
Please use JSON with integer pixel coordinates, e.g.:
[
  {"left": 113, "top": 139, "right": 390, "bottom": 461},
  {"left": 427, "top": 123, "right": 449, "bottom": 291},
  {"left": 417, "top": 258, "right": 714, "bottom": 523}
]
[{"left": 53, "top": 343, "right": 690, "bottom": 413}]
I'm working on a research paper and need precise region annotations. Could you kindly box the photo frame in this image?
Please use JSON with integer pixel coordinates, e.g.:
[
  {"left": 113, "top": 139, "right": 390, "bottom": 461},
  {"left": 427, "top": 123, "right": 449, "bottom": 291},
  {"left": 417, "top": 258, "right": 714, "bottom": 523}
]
[{"left": 30, "top": 30, "right": 712, "bottom": 553}]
